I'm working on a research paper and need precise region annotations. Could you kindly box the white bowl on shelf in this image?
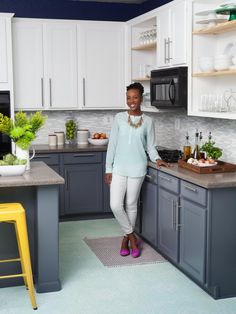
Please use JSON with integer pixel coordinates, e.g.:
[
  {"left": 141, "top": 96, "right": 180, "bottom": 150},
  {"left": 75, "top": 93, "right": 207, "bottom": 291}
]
[
  {"left": 214, "top": 54, "right": 231, "bottom": 71},
  {"left": 199, "top": 56, "right": 214, "bottom": 72},
  {"left": 88, "top": 138, "right": 109, "bottom": 146},
  {"left": 0, "top": 165, "right": 27, "bottom": 177}
]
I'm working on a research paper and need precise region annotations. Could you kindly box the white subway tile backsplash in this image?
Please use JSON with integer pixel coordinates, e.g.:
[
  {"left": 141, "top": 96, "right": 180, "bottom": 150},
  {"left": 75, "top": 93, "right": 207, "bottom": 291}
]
[{"left": 33, "top": 110, "right": 236, "bottom": 163}]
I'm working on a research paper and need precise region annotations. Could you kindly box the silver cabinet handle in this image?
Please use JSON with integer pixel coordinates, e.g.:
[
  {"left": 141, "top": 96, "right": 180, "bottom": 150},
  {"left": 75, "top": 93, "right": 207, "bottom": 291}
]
[
  {"left": 184, "top": 185, "right": 198, "bottom": 193},
  {"left": 159, "top": 174, "right": 171, "bottom": 182},
  {"left": 34, "top": 155, "right": 51, "bottom": 159},
  {"left": 83, "top": 78, "right": 86, "bottom": 107},
  {"left": 145, "top": 174, "right": 152, "bottom": 179},
  {"left": 175, "top": 201, "right": 179, "bottom": 231},
  {"left": 168, "top": 37, "right": 172, "bottom": 61},
  {"left": 41, "top": 78, "right": 44, "bottom": 107},
  {"left": 164, "top": 38, "right": 168, "bottom": 64},
  {"left": 73, "top": 154, "right": 94, "bottom": 158},
  {"left": 49, "top": 78, "right": 52, "bottom": 107},
  {"left": 65, "top": 170, "right": 69, "bottom": 191},
  {"left": 172, "top": 199, "right": 175, "bottom": 230}
]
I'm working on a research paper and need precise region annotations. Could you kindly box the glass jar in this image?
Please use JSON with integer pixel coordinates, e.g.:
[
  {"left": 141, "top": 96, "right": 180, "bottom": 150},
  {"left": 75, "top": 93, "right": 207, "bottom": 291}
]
[{"left": 65, "top": 116, "right": 77, "bottom": 144}]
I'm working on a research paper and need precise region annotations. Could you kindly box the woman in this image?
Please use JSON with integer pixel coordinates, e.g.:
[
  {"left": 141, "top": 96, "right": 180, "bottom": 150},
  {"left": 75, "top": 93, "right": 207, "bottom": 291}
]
[{"left": 105, "top": 82, "right": 169, "bottom": 258}]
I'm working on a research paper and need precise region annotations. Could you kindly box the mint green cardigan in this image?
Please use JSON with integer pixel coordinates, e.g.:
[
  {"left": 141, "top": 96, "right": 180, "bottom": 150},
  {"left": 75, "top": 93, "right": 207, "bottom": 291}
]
[{"left": 105, "top": 112, "right": 161, "bottom": 177}]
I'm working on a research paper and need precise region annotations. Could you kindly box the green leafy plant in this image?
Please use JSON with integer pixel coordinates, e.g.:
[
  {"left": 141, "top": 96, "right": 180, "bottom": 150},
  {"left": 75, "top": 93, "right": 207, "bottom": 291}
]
[
  {"left": 201, "top": 140, "right": 222, "bottom": 160},
  {"left": 0, "top": 111, "right": 47, "bottom": 150}
]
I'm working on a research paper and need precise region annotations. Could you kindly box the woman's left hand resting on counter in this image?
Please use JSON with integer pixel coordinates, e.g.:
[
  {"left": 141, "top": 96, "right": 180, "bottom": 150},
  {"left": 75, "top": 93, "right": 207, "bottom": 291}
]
[
  {"left": 156, "top": 159, "right": 171, "bottom": 169},
  {"left": 105, "top": 173, "right": 112, "bottom": 185}
]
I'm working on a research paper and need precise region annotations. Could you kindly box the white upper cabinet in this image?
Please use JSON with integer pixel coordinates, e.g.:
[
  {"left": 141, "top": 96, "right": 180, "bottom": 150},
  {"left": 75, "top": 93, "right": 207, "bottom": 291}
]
[
  {"left": 12, "top": 19, "right": 78, "bottom": 110},
  {"left": 77, "top": 21, "right": 126, "bottom": 109},
  {"left": 157, "top": 0, "right": 187, "bottom": 68},
  {"left": 0, "top": 13, "right": 14, "bottom": 93}
]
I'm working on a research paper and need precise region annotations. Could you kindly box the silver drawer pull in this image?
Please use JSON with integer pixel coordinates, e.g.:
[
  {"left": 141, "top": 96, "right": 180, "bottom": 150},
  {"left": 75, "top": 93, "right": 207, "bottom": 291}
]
[
  {"left": 73, "top": 154, "right": 95, "bottom": 157},
  {"left": 145, "top": 174, "right": 152, "bottom": 179},
  {"left": 159, "top": 174, "right": 171, "bottom": 182},
  {"left": 34, "top": 155, "right": 51, "bottom": 159},
  {"left": 184, "top": 185, "right": 198, "bottom": 193}
]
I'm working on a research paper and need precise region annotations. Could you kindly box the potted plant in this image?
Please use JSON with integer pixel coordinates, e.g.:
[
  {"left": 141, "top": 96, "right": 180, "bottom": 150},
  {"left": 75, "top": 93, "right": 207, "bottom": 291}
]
[
  {"left": 201, "top": 140, "right": 223, "bottom": 161},
  {"left": 0, "top": 111, "right": 47, "bottom": 169}
]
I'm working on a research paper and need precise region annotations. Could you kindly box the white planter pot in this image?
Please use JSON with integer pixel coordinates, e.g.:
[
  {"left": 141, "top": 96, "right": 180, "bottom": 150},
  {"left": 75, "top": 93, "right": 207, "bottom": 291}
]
[{"left": 15, "top": 145, "right": 35, "bottom": 170}]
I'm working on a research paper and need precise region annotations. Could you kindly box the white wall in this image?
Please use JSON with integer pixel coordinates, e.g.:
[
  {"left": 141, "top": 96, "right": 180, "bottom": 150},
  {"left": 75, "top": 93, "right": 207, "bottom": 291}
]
[{"left": 33, "top": 110, "right": 236, "bottom": 163}]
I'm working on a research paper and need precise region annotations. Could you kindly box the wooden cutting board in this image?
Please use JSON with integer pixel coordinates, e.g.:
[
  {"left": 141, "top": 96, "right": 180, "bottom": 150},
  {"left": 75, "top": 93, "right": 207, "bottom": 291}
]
[{"left": 178, "top": 159, "right": 236, "bottom": 174}]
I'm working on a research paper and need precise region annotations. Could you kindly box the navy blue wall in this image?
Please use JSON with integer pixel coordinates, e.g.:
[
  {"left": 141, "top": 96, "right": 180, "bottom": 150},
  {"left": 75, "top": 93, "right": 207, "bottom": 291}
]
[{"left": 0, "top": 0, "right": 172, "bottom": 21}]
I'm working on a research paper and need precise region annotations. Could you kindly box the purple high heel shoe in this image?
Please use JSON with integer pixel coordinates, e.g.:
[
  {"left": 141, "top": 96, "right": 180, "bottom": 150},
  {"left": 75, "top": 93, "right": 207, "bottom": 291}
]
[
  {"left": 131, "top": 239, "right": 141, "bottom": 258},
  {"left": 120, "top": 248, "right": 130, "bottom": 256}
]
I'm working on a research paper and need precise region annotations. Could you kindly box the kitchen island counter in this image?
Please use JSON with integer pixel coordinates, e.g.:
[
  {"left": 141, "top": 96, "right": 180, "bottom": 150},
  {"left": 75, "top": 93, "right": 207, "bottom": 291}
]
[
  {"left": 148, "top": 161, "right": 236, "bottom": 189},
  {"left": 0, "top": 162, "right": 64, "bottom": 293}
]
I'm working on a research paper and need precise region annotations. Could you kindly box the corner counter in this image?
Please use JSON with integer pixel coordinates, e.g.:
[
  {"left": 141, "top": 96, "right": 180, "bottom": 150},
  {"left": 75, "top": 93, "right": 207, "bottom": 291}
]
[
  {"left": 0, "top": 162, "right": 64, "bottom": 293},
  {"left": 148, "top": 161, "right": 236, "bottom": 188}
]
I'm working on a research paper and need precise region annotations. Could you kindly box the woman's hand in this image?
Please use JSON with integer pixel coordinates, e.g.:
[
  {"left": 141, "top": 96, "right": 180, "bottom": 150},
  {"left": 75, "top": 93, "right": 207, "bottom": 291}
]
[
  {"left": 156, "top": 159, "right": 171, "bottom": 169},
  {"left": 105, "top": 173, "right": 112, "bottom": 185}
]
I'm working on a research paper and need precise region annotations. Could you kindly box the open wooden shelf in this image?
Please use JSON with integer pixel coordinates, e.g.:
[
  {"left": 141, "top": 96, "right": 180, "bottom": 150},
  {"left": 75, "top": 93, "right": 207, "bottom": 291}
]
[
  {"left": 192, "top": 69, "right": 236, "bottom": 77},
  {"left": 193, "top": 19, "right": 236, "bottom": 35},
  {"left": 131, "top": 42, "right": 156, "bottom": 50}
]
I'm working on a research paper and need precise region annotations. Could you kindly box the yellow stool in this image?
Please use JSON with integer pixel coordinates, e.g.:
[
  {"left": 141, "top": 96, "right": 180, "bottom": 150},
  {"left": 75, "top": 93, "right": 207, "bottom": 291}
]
[{"left": 0, "top": 203, "right": 37, "bottom": 310}]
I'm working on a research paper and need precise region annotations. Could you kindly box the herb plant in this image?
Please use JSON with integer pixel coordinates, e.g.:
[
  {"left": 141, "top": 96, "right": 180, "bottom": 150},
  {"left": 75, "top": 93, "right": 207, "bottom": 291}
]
[
  {"left": 201, "top": 140, "right": 222, "bottom": 160},
  {"left": 0, "top": 111, "right": 47, "bottom": 150}
]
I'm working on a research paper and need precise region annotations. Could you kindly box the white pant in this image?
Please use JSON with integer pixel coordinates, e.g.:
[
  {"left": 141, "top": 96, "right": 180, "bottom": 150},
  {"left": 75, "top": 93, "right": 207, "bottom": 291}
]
[{"left": 110, "top": 174, "right": 144, "bottom": 235}]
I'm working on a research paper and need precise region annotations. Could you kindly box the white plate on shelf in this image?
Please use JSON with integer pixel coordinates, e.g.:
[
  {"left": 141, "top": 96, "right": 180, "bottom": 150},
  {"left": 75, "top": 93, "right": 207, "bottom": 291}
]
[
  {"left": 196, "top": 18, "right": 228, "bottom": 24},
  {"left": 224, "top": 42, "right": 236, "bottom": 57},
  {"left": 195, "top": 9, "right": 217, "bottom": 16}
]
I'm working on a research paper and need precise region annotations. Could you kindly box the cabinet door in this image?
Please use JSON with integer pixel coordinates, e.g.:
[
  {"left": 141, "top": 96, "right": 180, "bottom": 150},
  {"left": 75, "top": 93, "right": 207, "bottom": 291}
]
[
  {"left": 44, "top": 23, "right": 78, "bottom": 109},
  {"left": 179, "top": 198, "right": 206, "bottom": 284},
  {"left": 78, "top": 22, "right": 125, "bottom": 109},
  {"left": 157, "top": 0, "right": 187, "bottom": 68},
  {"left": 157, "top": 8, "right": 171, "bottom": 68},
  {"left": 64, "top": 163, "right": 103, "bottom": 214},
  {"left": 0, "top": 17, "right": 8, "bottom": 85},
  {"left": 12, "top": 20, "right": 44, "bottom": 110},
  {"left": 158, "top": 188, "right": 179, "bottom": 263},
  {"left": 170, "top": 0, "right": 187, "bottom": 66},
  {"left": 141, "top": 180, "right": 158, "bottom": 246}
]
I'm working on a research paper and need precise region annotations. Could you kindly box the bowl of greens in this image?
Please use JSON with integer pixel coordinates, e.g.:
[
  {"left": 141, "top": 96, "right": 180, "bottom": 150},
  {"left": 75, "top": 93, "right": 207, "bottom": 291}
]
[{"left": 0, "top": 153, "right": 27, "bottom": 177}]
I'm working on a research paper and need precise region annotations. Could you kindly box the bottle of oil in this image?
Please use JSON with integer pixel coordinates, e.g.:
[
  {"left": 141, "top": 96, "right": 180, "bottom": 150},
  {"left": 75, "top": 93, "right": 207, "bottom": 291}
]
[
  {"left": 199, "top": 131, "right": 205, "bottom": 159},
  {"left": 193, "top": 129, "right": 200, "bottom": 160},
  {"left": 183, "top": 132, "right": 191, "bottom": 161}
]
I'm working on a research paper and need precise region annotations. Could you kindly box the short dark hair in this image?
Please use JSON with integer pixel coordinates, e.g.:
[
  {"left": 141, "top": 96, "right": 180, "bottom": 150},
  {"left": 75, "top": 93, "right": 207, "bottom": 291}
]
[{"left": 126, "top": 82, "right": 144, "bottom": 96}]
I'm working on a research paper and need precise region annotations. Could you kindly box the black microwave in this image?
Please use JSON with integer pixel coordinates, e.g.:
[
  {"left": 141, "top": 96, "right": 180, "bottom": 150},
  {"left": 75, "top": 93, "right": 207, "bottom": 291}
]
[
  {"left": 150, "top": 67, "right": 187, "bottom": 109},
  {"left": 0, "top": 91, "right": 11, "bottom": 158}
]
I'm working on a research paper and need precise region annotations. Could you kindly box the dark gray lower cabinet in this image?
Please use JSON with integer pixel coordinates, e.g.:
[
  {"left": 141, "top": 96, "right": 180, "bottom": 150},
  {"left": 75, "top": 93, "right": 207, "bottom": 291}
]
[
  {"left": 179, "top": 198, "right": 206, "bottom": 284},
  {"left": 63, "top": 153, "right": 103, "bottom": 214},
  {"left": 157, "top": 172, "right": 207, "bottom": 285},
  {"left": 158, "top": 188, "right": 179, "bottom": 263},
  {"left": 140, "top": 168, "right": 158, "bottom": 247}
]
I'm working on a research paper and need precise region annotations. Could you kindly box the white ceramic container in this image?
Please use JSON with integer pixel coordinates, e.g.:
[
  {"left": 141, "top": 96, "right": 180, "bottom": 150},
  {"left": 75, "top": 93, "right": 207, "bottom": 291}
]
[
  {"left": 199, "top": 56, "right": 214, "bottom": 72},
  {"left": 214, "top": 54, "right": 231, "bottom": 71},
  {"left": 0, "top": 164, "right": 27, "bottom": 176},
  {"left": 88, "top": 138, "right": 109, "bottom": 146}
]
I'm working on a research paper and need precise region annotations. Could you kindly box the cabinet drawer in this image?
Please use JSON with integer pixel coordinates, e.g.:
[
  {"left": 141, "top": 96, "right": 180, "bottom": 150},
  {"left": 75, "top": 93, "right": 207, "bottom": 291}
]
[
  {"left": 33, "top": 153, "right": 59, "bottom": 165},
  {"left": 145, "top": 167, "right": 158, "bottom": 185},
  {"left": 181, "top": 181, "right": 207, "bottom": 207},
  {"left": 63, "top": 152, "right": 102, "bottom": 164},
  {"left": 158, "top": 172, "right": 179, "bottom": 194}
]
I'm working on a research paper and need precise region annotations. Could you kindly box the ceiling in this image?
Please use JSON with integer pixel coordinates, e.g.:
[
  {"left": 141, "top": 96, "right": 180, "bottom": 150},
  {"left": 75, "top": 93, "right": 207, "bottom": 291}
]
[{"left": 69, "top": 0, "right": 148, "bottom": 4}]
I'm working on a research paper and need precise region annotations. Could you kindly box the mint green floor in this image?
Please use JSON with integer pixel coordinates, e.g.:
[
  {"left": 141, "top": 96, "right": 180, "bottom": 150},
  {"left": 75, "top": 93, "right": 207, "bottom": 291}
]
[{"left": 1, "top": 218, "right": 236, "bottom": 314}]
